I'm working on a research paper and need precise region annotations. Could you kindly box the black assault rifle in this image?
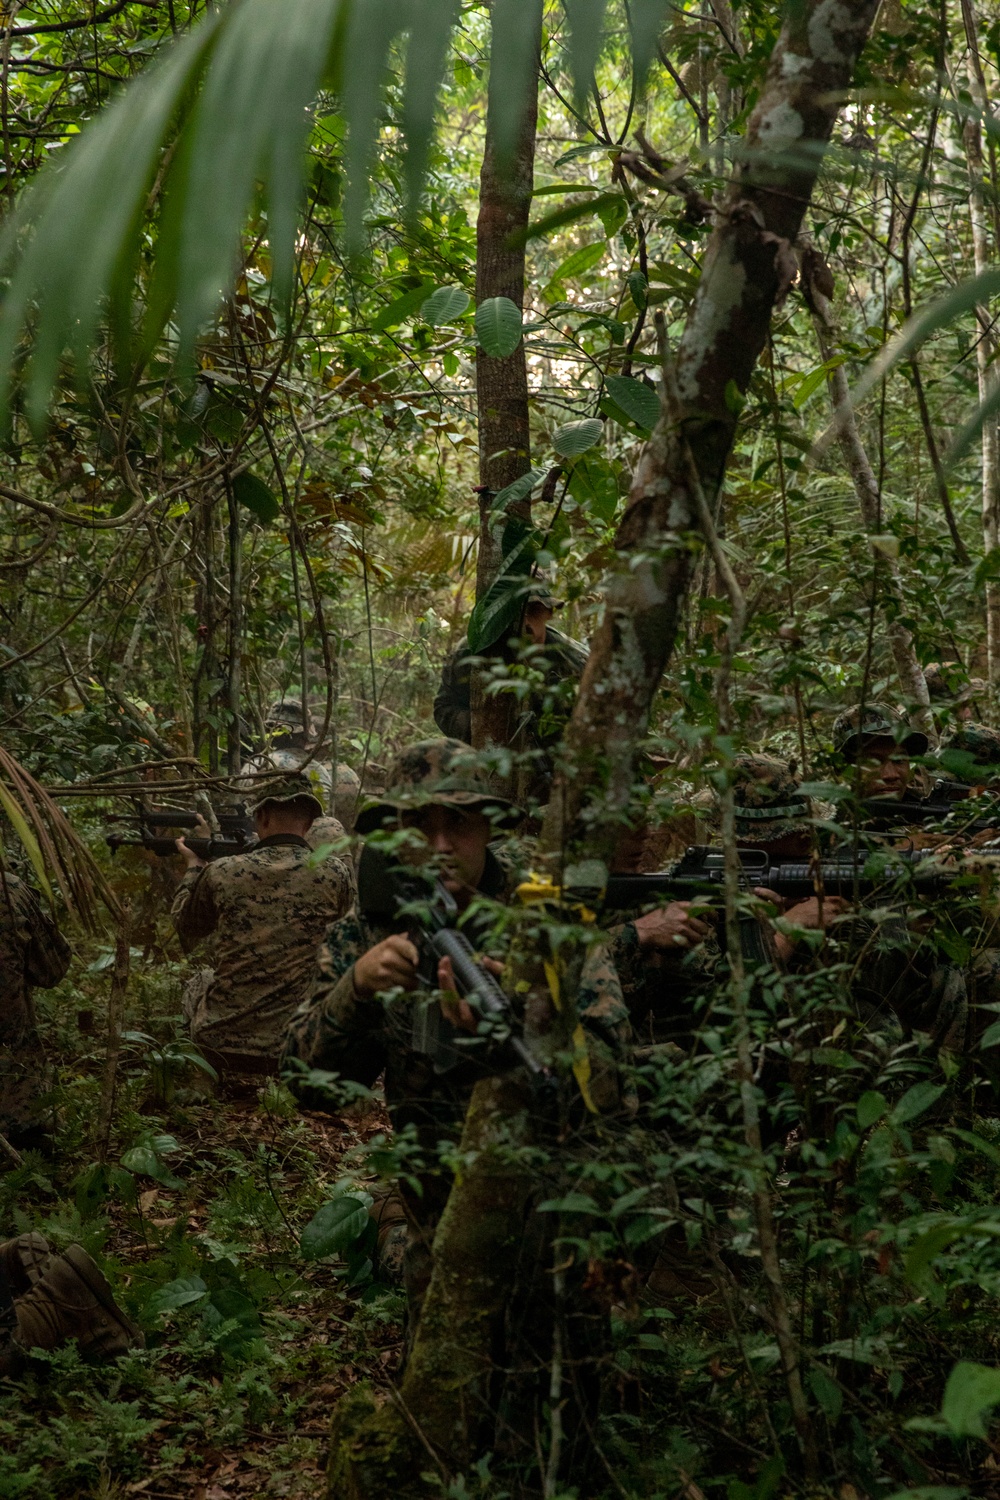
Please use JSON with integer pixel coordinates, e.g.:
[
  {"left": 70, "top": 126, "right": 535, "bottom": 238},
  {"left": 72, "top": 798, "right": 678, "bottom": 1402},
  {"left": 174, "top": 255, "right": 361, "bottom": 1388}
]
[
  {"left": 595, "top": 842, "right": 989, "bottom": 913},
  {"left": 106, "top": 806, "right": 254, "bottom": 862},
  {"left": 357, "top": 843, "right": 545, "bottom": 1080}
]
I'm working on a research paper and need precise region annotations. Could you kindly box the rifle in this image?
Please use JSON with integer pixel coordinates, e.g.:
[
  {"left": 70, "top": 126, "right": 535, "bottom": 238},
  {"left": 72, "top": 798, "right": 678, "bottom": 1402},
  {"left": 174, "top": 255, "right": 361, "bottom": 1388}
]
[
  {"left": 106, "top": 806, "right": 254, "bottom": 862},
  {"left": 356, "top": 843, "right": 545, "bottom": 1079},
  {"left": 596, "top": 842, "right": 986, "bottom": 913},
  {"left": 860, "top": 793, "right": 1000, "bottom": 830}
]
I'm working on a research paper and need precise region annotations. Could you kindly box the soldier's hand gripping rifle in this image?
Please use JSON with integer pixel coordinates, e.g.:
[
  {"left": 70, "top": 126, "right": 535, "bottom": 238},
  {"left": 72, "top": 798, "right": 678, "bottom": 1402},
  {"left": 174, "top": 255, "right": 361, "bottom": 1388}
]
[
  {"left": 580, "top": 842, "right": 995, "bottom": 967},
  {"left": 356, "top": 843, "right": 545, "bottom": 1079},
  {"left": 106, "top": 806, "right": 253, "bottom": 862}
]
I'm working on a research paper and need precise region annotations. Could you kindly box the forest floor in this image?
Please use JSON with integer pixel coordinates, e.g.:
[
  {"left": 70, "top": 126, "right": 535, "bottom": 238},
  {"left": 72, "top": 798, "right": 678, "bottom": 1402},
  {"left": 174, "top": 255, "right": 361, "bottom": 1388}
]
[{"left": 0, "top": 945, "right": 405, "bottom": 1500}]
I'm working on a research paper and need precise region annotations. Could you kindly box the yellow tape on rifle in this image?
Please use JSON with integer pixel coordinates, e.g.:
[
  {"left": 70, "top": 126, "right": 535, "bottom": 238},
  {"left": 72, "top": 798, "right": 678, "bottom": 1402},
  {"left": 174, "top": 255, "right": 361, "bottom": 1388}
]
[{"left": 517, "top": 875, "right": 598, "bottom": 1115}]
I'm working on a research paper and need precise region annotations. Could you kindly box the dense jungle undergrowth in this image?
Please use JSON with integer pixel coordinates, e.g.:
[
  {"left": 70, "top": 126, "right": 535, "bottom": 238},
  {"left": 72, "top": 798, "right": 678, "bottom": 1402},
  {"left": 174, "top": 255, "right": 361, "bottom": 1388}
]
[{"left": 7, "top": 0, "right": 1000, "bottom": 1496}]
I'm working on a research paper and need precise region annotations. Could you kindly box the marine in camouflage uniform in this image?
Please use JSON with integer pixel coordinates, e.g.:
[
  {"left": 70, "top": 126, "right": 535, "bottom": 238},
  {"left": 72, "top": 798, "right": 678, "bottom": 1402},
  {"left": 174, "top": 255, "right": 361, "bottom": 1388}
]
[
  {"left": 0, "top": 871, "right": 71, "bottom": 1145},
  {"left": 930, "top": 722, "right": 1000, "bottom": 1076},
  {"left": 825, "top": 705, "right": 968, "bottom": 1060},
  {"left": 611, "top": 755, "right": 808, "bottom": 1049},
  {"left": 433, "top": 585, "right": 588, "bottom": 749},
  {"left": 172, "top": 774, "right": 354, "bottom": 1076},
  {"left": 240, "top": 700, "right": 362, "bottom": 828},
  {"left": 283, "top": 738, "right": 632, "bottom": 1321}
]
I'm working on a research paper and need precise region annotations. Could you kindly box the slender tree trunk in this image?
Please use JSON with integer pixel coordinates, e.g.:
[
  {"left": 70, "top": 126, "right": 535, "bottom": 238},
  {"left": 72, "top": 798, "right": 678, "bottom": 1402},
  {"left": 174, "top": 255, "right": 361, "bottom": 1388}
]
[
  {"left": 803, "top": 261, "right": 930, "bottom": 720},
  {"left": 225, "top": 475, "right": 243, "bottom": 776},
  {"left": 960, "top": 0, "right": 1000, "bottom": 714},
  {"left": 541, "top": 0, "right": 881, "bottom": 869},
  {"left": 471, "top": 2, "right": 541, "bottom": 754}
]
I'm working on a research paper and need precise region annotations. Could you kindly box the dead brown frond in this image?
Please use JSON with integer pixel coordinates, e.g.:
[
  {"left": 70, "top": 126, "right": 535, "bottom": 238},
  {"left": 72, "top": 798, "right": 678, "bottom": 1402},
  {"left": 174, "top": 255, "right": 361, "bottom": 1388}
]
[{"left": 0, "top": 745, "right": 120, "bottom": 934}]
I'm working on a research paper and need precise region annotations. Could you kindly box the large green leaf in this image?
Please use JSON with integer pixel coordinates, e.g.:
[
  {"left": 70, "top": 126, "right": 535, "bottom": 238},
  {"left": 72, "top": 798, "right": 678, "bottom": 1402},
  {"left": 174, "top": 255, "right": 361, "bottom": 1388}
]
[
  {"left": 941, "top": 1361, "right": 1000, "bottom": 1439},
  {"left": 563, "top": 0, "right": 609, "bottom": 103},
  {"left": 343, "top": 0, "right": 411, "bottom": 246},
  {"left": 553, "top": 418, "right": 603, "bottom": 457},
  {"left": 301, "top": 1194, "right": 371, "bottom": 1259},
  {"left": 401, "top": 0, "right": 462, "bottom": 214},
  {"left": 890, "top": 1081, "right": 945, "bottom": 1126},
  {"left": 373, "top": 280, "right": 438, "bottom": 331},
  {"left": 422, "top": 285, "right": 471, "bottom": 325},
  {"left": 628, "top": 0, "right": 670, "bottom": 86},
  {"left": 233, "top": 471, "right": 281, "bottom": 524},
  {"left": 466, "top": 522, "right": 539, "bottom": 653},
  {"left": 0, "top": 16, "right": 224, "bottom": 426},
  {"left": 476, "top": 296, "right": 523, "bottom": 357},
  {"left": 176, "top": 0, "right": 342, "bottom": 335},
  {"left": 486, "top": 0, "right": 544, "bottom": 163},
  {"left": 521, "top": 191, "right": 622, "bottom": 245},
  {"left": 604, "top": 375, "right": 661, "bottom": 432}
]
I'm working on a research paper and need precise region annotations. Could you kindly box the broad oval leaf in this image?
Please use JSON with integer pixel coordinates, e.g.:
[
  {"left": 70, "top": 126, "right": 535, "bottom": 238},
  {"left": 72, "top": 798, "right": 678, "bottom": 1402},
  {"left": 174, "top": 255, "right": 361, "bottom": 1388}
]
[
  {"left": 891, "top": 1080, "right": 945, "bottom": 1126},
  {"left": 421, "top": 285, "right": 471, "bottom": 326},
  {"left": 553, "top": 418, "right": 603, "bottom": 458},
  {"left": 475, "top": 296, "right": 523, "bottom": 358},
  {"left": 300, "top": 1194, "right": 370, "bottom": 1260},
  {"left": 147, "top": 1276, "right": 209, "bottom": 1317},
  {"left": 544, "top": 241, "right": 606, "bottom": 294},
  {"left": 856, "top": 1090, "right": 887, "bottom": 1129},
  {"left": 604, "top": 376, "right": 661, "bottom": 432},
  {"left": 373, "top": 281, "right": 438, "bottom": 332},
  {"left": 942, "top": 1360, "right": 1000, "bottom": 1439},
  {"left": 233, "top": 470, "right": 281, "bottom": 524}
]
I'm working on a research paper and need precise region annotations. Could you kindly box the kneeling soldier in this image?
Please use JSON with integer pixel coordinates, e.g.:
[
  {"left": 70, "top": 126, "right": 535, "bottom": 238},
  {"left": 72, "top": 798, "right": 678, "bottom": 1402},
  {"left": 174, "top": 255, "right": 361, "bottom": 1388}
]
[
  {"left": 172, "top": 774, "right": 354, "bottom": 1082},
  {"left": 282, "top": 738, "right": 632, "bottom": 1324}
]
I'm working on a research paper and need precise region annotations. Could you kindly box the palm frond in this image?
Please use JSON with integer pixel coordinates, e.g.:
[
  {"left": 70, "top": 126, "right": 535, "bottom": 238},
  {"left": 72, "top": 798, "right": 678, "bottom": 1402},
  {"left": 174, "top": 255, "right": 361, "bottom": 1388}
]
[{"left": 0, "top": 747, "right": 120, "bottom": 934}]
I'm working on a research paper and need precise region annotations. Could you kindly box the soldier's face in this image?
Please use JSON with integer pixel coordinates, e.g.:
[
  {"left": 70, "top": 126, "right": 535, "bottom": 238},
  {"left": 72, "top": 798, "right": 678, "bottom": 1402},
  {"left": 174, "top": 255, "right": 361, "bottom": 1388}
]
[
  {"left": 523, "top": 602, "right": 553, "bottom": 645},
  {"left": 858, "top": 735, "right": 911, "bottom": 797},
  {"left": 403, "top": 805, "right": 491, "bottom": 902}
]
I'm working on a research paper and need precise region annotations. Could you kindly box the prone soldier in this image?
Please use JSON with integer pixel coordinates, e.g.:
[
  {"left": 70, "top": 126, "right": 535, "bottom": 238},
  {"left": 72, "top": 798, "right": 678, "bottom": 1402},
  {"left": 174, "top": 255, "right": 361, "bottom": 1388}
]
[{"left": 172, "top": 774, "right": 354, "bottom": 1083}]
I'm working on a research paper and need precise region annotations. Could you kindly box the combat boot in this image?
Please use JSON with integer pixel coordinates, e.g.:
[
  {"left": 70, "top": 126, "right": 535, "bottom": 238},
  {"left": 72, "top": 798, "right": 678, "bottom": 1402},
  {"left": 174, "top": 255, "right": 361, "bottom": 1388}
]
[
  {"left": 0, "top": 1230, "right": 55, "bottom": 1298},
  {"left": 13, "top": 1244, "right": 144, "bottom": 1361}
]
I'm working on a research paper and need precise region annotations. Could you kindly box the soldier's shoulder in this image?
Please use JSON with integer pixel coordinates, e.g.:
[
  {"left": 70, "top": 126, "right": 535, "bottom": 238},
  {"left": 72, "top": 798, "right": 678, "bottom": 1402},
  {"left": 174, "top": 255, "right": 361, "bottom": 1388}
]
[{"left": 546, "top": 628, "right": 589, "bottom": 670}]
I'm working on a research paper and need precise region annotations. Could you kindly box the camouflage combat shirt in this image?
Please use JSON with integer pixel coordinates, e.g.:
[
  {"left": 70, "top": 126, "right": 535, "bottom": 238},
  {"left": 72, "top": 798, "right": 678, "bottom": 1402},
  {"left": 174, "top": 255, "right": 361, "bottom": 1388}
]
[
  {"left": 1, "top": 871, "right": 72, "bottom": 1130},
  {"left": 433, "top": 627, "right": 589, "bottom": 746},
  {"left": 0, "top": 871, "right": 72, "bottom": 1038},
  {"left": 172, "top": 834, "right": 355, "bottom": 1060}
]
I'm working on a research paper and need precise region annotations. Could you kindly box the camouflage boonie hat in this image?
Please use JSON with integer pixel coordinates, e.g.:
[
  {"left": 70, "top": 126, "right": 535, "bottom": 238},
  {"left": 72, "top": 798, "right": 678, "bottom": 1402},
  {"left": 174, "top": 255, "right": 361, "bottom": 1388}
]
[
  {"left": 832, "top": 703, "right": 928, "bottom": 759},
  {"left": 354, "top": 738, "right": 522, "bottom": 835},
  {"left": 939, "top": 723, "right": 1000, "bottom": 782},
  {"left": 731, "top": 754, "right": 811, "bottom": 842},
  {"left": 266, "top": 699, "right": 317, "bottom": 735},
  {"left": 249, "top": 772, "right": 323, "bottom": 819}
]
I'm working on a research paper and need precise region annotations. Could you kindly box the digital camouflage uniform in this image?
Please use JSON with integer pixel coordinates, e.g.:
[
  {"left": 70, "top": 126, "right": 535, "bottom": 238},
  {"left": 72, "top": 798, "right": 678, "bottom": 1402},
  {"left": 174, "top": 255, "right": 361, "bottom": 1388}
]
[
  {"left": 612, "top": 754, "right": 805, "bottom": 1048},
  {"left": 828, "top": 705, "right": 967, "bottom": 1059},
  {"left": 283, "top": 738, "right": 632, "bottom": 1321},
  {"left": 831, "top": 702, "right": 930, "bottom": 762},
  {"left": 433, "top": 626, "right": 589, "bottom": 747},
  {"left": 0, "top": 872, "right": 71, "bottom": 1140},
  {"left": 173, "top": 777, "right": 355, "bottom": 1071},
  {"left": 938, "top": 723, "right": 1000, "bottom": 786},
  {"left": 241, "top": 699, "right": 362, "bottom": 827}
]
